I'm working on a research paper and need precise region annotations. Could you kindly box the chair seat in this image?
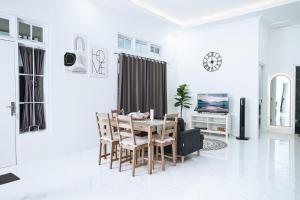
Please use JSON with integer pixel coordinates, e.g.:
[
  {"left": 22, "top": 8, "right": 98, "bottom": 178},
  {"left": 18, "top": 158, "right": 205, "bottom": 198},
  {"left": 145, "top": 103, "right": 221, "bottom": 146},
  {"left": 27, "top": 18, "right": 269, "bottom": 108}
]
[
  {"left": 101, "top": 132, "right": 119, "bottom": 142},
  {"left": 153, "top": 134, "right": 174, "bottom": 144},
  {"left": 121, "top": 136, "right": 148, "bottom": 147}
]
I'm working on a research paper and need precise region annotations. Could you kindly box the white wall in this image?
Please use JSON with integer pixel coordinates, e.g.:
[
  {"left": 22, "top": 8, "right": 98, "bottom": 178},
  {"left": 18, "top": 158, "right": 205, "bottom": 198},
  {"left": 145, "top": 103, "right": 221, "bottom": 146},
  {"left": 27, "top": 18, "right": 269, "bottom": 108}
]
[
  {"left": 175, "top": 18, "right": 260, "bottom": 139},
  {"left": 265, "top": 25, "right": 300, "bottom": 134},
  {"left": 0, "top": 0, "right": 177, "bottom": 163}
]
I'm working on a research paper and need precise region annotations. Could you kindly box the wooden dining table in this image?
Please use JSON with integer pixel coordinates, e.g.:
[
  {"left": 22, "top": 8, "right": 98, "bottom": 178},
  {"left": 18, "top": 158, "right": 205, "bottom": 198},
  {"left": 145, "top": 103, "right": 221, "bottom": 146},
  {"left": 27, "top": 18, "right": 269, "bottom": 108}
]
[{"left": 109, "top": 118, "right": 175, "bottom": 175}]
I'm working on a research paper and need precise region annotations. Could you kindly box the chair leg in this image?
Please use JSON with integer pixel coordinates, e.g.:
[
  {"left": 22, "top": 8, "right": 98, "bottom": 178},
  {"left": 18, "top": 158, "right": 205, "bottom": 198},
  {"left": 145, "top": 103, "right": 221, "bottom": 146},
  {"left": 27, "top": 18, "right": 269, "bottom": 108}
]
[
  {"left": 129, "top": 151, "right": 132, "bottom": 164},
  {"left": 181, "top": 156, "right": 185, "bottom": 163},
  {"left": 160, "top": 145, "right": 165, "bottom": 171},
  {"left": 155, "top": 146, "right": 159, "bottom": 162},
  {"left": 99, "top": 142, "right": 102, "bottom": 165},
  {"left": 119, "top": 146, "right": 122, "bottom": 172},
  {"left": 109, "top": 144, "right": 113, "bottom": 169},
  {"left": 114, "top": 144, "right": 118, "bottom": 159},
  {"left": 104, "top": 144, "right": 107, "bottom": 159},
  {"left": 132, "top": 149, "right": 136, "bottom": 177},
  {"left": 197, "top": 150, "right": 200, "bottom": 156},
  {"left": 152, "top": 146, "right": 154, "bottom": 170},
  {"left": 172, "top": 142, "right": 177, "bottom": 166},
  {"left": 136, "top": 150, "right": 139, "bottom": 165},
  {"left": 141, "top": 148, "right": 145, "bottom": 165}
]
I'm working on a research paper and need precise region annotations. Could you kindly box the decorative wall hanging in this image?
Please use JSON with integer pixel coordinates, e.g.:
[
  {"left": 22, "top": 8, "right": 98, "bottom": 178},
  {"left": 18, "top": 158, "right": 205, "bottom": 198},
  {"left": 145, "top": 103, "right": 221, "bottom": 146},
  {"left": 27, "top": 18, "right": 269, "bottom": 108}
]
[
  {"left": 89, "top": 46, "right": 108, "bottom": 78},
  {"left": 65, "top": 34, "right": 88, "bottom": 74},
  {"left": 64, "top": 52, "right": 76, "bottom": 66},
  {"left": 203, "top": 52, "right": 222, "bottom": 72}
]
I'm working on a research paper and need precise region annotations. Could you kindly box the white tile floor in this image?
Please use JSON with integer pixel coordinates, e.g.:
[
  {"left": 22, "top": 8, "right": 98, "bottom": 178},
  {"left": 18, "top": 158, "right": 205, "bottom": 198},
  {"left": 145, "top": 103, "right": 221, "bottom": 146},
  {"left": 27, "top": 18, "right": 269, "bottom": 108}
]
[{"left": 0, "top": 134, "right": 299, "bottom": 200}]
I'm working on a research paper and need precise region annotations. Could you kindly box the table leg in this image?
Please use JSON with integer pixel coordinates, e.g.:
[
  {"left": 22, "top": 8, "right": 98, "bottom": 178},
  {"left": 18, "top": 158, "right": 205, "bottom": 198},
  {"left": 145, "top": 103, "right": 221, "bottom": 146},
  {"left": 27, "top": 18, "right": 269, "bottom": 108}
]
[{"left": 148, "top": 127, "right": 152, "bottom": 175}]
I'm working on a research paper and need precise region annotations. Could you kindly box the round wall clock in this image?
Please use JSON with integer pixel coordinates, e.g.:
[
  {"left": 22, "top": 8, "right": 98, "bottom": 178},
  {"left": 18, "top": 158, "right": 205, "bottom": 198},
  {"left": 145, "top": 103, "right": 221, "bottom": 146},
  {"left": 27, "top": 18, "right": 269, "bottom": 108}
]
[{"left": 203, "top": 52, "right": 222, "bottom": 72}]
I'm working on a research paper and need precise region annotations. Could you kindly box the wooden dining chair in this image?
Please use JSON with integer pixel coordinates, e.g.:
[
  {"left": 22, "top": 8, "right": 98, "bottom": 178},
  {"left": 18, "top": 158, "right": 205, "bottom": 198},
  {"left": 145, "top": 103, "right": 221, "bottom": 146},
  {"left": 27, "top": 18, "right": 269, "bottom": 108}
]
[
  {"left": 116, "top": 115, "right": 148, "bottom": 177},
  {"left": 111, "top": 109, "right": 125, "bottom": 118},
  {"left": 96, "top": 112, "right": 119, "bottom": 169},
  {"left": 153, "top": 113, "right": 179, "bottom": 171}
]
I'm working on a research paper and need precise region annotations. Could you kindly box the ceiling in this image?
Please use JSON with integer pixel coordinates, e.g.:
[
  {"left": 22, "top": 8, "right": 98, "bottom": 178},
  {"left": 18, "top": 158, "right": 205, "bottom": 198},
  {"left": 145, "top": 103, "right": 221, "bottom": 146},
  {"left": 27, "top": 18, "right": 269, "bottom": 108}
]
[{"left": 129, "top": 0, "right": 300, "bottom": 27}]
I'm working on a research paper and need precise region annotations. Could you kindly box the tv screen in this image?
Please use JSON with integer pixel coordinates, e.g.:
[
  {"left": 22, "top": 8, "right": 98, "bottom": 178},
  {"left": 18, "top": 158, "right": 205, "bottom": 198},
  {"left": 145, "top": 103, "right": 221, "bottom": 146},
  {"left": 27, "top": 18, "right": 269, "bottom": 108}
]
[{"left": 197, "top": 93, "right": 229, "bottom": 113}]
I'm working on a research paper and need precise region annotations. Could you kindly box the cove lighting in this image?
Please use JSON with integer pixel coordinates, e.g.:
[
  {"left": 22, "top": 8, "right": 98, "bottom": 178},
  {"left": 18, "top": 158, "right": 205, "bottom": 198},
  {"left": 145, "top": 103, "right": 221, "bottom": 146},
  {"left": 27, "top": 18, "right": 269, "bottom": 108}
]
[{"left": 129, "top": 0, "right": 299, "bottom": 27}]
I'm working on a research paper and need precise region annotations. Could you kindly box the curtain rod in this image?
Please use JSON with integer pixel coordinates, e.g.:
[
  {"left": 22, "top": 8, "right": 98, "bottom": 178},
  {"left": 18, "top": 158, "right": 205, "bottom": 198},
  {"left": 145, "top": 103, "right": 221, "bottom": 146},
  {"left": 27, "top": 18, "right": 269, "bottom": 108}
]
[{"left": 114, "top": 52, "right": 168, "bottom": 64}]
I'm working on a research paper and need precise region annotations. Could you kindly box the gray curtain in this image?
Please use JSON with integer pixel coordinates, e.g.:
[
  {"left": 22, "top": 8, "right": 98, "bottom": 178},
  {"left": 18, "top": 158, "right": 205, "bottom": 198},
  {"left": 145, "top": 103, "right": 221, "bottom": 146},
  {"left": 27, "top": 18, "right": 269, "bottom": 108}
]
[
  {"left": 34, "top": 49, "right": 46, "bottom": 130},
  {"left": 118, "top": 53, "right": 167, "bottom": 118},
  {"left": 19, "top": 46, "right": 34, "bottom": 133}
]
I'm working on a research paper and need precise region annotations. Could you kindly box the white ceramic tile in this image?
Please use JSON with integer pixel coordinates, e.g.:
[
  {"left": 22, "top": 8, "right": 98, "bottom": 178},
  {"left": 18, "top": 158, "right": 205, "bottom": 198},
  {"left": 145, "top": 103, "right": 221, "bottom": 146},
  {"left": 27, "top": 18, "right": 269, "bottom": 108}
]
[{"left": 0, "top": 134, "right": 299, "bottom": 200}]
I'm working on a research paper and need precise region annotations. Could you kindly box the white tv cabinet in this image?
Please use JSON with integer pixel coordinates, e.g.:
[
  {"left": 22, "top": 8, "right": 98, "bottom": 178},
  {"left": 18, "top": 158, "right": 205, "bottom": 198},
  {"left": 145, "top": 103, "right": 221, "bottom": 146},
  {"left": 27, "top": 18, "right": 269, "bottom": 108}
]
[{"left": 191, "top": 113, "right": 231, "bottom": 138}]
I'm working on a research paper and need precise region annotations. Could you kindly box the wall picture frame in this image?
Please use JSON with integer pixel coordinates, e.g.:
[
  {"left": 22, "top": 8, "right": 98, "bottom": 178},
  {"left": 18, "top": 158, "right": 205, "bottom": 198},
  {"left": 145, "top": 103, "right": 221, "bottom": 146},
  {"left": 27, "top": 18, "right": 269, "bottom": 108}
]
[{"left": 89, "top": 45, "right": 108, "bottom": 78}]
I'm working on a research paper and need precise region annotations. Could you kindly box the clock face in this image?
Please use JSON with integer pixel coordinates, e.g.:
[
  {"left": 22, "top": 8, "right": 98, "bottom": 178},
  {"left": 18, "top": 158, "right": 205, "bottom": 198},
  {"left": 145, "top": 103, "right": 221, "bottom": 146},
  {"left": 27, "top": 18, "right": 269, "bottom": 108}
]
[{"left": 203, "top": 52, "right": 222, "bottom": 72}]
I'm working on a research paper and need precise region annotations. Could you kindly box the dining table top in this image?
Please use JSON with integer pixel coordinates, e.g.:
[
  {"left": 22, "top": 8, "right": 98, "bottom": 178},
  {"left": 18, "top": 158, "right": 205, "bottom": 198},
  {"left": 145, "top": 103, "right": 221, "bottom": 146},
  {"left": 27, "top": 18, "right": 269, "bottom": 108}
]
[{"left": 109, "top": 118, "right": 169, "bottom": 133}]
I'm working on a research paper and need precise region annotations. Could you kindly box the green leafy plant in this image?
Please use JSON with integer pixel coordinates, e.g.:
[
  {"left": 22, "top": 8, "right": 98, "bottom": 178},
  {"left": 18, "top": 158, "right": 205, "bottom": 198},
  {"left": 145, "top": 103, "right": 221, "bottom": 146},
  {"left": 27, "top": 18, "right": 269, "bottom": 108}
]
[{"left": 174, "top": 84, "right": 192, "bottom": 118}]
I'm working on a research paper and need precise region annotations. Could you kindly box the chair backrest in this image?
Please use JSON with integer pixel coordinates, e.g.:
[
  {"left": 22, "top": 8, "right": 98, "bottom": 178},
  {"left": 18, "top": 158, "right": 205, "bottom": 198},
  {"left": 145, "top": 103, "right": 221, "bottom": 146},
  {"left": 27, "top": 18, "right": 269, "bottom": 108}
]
[
  {"left": 116, "top": 115, "right": 136, "bottom": 145},
  {"left": 161, "top": 113, "right": 179, "bottom": 140},
  {"left": 96, "top": 112, "right": 114, "bottom": 140},
  {"left": 111, "top": 109, "right": 125, "bottom": 118}
]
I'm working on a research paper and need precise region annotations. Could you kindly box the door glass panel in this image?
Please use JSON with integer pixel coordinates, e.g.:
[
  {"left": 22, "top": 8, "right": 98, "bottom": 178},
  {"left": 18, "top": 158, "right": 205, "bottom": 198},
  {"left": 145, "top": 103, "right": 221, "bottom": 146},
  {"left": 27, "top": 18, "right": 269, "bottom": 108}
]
[
  {"left": 19, "top": 103, "right": 34, "bottom": 133},
  {"left": 34, "top": 77, "right": 44, "bottom": 102},
  {"left": 0, "top": 18, "right": 9, "bottom": 36},
  {"left": 18, "top": 47, "right": 34, "bottom": 74},
  {"left": 32, "top": 26, "right": 43, "bottom": 42},
  {"left": 34, "top": 103, "right": 46, "bottom": 131},
  {"left": 19, "top": 75, "right": 33, "bottom": 103}
]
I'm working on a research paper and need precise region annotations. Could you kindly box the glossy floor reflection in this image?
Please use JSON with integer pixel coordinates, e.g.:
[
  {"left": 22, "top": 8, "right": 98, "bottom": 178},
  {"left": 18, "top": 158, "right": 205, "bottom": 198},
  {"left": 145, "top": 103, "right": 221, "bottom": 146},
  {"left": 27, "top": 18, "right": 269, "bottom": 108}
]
[{"left": 0, "top": 134, "right": 299, "bottom": 200}]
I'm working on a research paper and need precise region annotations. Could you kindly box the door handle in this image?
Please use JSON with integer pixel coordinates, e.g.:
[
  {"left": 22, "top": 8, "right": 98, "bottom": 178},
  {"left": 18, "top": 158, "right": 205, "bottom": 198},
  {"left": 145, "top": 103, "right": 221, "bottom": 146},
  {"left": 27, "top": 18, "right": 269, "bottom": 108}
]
[{"left": 6, "top": 102, "right": 16, "bottom": 116}]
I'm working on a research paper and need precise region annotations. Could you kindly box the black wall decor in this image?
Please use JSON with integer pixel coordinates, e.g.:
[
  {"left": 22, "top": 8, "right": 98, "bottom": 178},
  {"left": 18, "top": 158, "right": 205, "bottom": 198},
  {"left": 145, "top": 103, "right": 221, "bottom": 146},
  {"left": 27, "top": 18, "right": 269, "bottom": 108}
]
[
  {"left": 64, "top": 52, "right": 76, "bottom": 66},
  {"left": 203, "top": 52, "right": 222, "bottom": 72}
]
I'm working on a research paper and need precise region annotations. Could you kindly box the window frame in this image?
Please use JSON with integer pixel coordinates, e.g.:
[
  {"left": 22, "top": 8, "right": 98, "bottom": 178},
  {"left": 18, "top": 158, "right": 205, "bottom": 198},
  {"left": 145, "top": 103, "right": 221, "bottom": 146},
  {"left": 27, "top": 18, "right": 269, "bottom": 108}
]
[
  {"left": 17, "top": 18, "right": 45, "bottom": 44},
  {"left": 17, "top": 17, "right": 48, "bottom": 134}
]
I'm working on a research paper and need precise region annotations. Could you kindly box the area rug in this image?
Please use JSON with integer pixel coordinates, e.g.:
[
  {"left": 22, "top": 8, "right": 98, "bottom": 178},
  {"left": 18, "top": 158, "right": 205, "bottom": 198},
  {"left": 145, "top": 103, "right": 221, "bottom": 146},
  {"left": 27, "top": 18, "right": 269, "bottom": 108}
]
[
  {"left": 0, "top": 173, "right": 20, "bottom": 185},
  {"left": 202, "top": 138, "right": 227, "bottom": 151}
]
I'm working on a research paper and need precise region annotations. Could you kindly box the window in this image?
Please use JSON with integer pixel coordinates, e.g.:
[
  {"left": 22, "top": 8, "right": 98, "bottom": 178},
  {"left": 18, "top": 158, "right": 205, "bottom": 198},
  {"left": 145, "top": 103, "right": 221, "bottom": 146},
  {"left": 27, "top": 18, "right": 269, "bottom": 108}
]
[
  {"left": 18, "top": 19, "right": 44, "bottom": 43},
  {"left": 0, "top": 17, "right": 9, "bottom": 36},
  {"left": 135, "top": 40, "right": 147, "bottom": 54},
  {"left": 150, "top": 44, "right": 160, "bottom": 55},
  {"left": 118, "top": 34, "right": 132, "bottom": 50}
]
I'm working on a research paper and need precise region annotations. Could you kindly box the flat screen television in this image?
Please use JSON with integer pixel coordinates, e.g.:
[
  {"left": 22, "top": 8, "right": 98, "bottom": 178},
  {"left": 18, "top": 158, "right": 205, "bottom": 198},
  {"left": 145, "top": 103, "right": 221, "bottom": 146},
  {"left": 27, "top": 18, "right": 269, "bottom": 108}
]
[{"left": 197, "top": 93, "right": 229, "bottom": 114}]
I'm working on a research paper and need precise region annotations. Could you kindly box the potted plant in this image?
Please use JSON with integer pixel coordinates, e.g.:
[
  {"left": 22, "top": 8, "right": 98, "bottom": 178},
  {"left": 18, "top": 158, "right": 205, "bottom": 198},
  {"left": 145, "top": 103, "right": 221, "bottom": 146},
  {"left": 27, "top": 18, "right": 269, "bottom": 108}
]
[{"left": 174, "top": 84, "right": 192, "bottom": 118}]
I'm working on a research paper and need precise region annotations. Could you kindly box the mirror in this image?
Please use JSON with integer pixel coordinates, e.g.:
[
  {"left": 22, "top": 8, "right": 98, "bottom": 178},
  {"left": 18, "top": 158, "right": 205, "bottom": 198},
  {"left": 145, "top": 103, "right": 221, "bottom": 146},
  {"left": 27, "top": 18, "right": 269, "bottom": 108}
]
[{"left": 270, "top": 75, "right": 291, "bottom": 127}]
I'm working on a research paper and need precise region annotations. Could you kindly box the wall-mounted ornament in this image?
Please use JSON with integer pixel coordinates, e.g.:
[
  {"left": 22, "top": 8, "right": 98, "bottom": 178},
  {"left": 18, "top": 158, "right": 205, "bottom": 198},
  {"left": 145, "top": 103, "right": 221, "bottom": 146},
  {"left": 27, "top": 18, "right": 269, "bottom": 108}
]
[
  {"left": 203, "top": 52, "right": 222, "bottom": 72},
  {"left": 65, "top": 34, "right": 88, "bottom": 74},
  {"left": 64, "top": 52, "right": 76, "bottom": 66},
  {"left": 89, "top": 46, "right": 108, "bottom": 78}
]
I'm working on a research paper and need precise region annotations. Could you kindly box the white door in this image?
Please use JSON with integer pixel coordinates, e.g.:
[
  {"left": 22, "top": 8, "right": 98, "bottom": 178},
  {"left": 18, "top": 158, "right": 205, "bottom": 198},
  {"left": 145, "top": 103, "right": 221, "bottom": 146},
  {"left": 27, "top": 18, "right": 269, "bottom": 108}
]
[{"left": 0, "top": 39, "right": 16, "bottom": 168}]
